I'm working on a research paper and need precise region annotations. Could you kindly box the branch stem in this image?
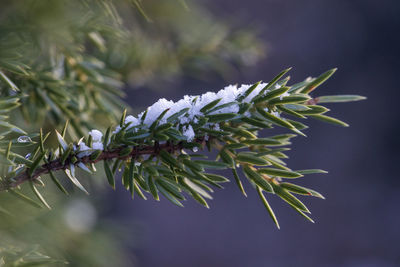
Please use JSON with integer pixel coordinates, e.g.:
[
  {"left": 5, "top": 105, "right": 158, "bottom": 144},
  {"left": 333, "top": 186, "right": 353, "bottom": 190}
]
[{"left": 0, "top": 137, "right": 207, "bottom": 192}]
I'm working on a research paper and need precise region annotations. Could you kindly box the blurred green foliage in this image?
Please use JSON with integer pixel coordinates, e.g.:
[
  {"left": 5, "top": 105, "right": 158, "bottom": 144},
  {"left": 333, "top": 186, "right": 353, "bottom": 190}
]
[{"left": 0, "top": 0, "right": 265, "bottom": 265}]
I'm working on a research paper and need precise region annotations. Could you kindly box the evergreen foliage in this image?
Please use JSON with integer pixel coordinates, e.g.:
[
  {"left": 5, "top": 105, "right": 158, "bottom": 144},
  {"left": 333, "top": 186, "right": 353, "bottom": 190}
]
[
  {"left": 1, "top": 67, "right": 365, "bottom": 225},
  {"left": 0, "top": 0, "right": 364, "bottom": 265}
]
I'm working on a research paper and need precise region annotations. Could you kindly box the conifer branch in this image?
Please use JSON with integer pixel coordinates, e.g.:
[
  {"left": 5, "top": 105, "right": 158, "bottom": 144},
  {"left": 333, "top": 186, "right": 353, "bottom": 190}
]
[{"left": 0, "top": 68, "right": 366, "bottom": 227}]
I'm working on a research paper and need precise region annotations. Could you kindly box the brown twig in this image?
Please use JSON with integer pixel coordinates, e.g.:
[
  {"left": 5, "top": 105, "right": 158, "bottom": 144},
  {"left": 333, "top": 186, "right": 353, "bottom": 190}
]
[{"left": 0, "top": 137, "right": 207, "bottom": 191}]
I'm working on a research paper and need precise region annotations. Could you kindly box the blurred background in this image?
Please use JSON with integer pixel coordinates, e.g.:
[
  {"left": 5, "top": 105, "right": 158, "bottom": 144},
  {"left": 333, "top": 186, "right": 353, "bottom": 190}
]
[
  {"left": 0, "top": 0, "right": 398, "bottom": 266},
  {"left": 122, "top": 1, "right": 399, "bottom": 266}
]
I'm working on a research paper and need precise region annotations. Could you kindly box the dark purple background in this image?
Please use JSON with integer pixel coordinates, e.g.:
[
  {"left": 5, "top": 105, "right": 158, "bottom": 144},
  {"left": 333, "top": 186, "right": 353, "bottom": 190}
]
[{"left": 107, "top": 1, "right": 400, "bottom": 266}]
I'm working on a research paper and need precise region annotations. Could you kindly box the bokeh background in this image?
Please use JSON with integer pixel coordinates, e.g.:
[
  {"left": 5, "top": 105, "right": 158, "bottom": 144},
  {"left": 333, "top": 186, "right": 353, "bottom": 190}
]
[
  {"left": 113, "top": 0, "right": 399, "bottom": 266},
  {"left": 1, "top": 0, "right": 398, "bottom": 266}
]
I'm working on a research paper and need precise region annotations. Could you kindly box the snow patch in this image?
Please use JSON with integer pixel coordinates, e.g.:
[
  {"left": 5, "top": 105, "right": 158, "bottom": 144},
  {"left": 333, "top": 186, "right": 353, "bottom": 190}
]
[
  {"left": 182, "top": 125, "right": 195, "bottom": 141},
  {"left": 88, "top": 129, "right": 103, "bottom": 142},
  {"left": 115, "top": 81, "right": 275, "bottom": 138},
  {"left": 92, "top": 142, "right": 103, "bottom": 151}
]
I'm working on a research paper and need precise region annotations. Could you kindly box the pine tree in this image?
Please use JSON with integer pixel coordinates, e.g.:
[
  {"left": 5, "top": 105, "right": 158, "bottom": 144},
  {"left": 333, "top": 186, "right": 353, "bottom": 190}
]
[{"left": 0, "top": 1, "right": 364, "bottom": 265}]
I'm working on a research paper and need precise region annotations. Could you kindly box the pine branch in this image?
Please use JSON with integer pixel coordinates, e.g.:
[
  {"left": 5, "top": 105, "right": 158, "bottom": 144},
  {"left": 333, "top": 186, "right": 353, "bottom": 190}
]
[{"left": 0, "top": 68, "right": 365, "bottom": 227}]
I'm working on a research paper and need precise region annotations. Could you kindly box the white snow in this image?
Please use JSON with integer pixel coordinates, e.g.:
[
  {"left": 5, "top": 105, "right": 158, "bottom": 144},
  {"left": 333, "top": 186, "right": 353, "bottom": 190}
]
[
  {"left": 113, "top": 81, "right": 286, "bottom": 141},
  {"left": 79, "top": 142, "right": 90, "bottom": 151},
  {"left": 92, "top": 142, "right": 103, "bottom": 151},
  {"left": 141, "top": 98, "right": 175, "bottom": 126},
  {"left": 77, "top": 142, "right": 92, "bottom": 158},
  {"left": 182, "top": 125, "right": 195, "bottom": 141},
  {"left": 113, "top": 126, "right": 121, "bottom": 134},
  {"left": 125, "top": 115, "right": 140, "bottom": 128},
  {"left": 239, "top": 83, "right": 269, "bottom": 103},
  {"left": 88, "top": 129, "right": 103, "bottom": 142},
  {"left": 76, "top": 137, "right": 103, "bottom": 158},
  {"left": 209, "top": 85, "right": 240, "bottom": 114}
]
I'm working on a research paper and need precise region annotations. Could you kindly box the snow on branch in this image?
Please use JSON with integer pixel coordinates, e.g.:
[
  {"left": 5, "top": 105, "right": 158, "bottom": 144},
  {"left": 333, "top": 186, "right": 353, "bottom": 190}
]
[{"left": 0, "top": 68, "right": 365, "bottom": 228}]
